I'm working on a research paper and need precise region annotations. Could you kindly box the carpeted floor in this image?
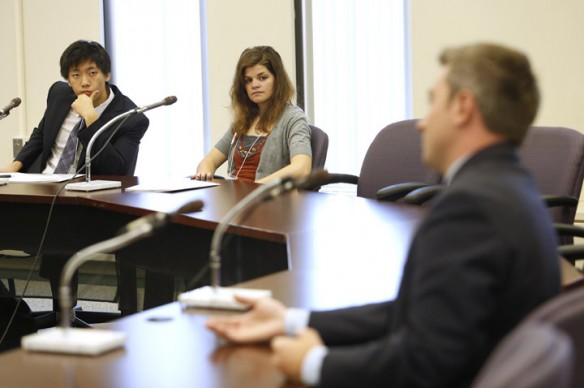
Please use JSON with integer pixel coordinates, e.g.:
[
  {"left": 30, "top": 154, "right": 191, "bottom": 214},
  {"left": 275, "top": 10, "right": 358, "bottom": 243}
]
[{"left": 2, "top": 251, "right": 144, "bottom": 318}]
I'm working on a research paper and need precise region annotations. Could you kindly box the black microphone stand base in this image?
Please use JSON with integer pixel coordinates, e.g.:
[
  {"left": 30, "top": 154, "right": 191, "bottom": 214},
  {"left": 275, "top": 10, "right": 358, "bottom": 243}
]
[
  {"left": 65, "top": 180, "right": 122, "bottom": 192},
  {"left": 21, "top": 327, "right": 126, "bottom": 356},
  {"left": 178, "top": 285, "right": 272, "bottom": 311}
]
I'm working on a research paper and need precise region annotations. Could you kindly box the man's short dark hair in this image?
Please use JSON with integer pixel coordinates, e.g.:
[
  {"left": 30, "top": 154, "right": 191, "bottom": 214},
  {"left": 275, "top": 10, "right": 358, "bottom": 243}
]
[{"left": 59, "top": 40, "right": 111, "bottom": 79}]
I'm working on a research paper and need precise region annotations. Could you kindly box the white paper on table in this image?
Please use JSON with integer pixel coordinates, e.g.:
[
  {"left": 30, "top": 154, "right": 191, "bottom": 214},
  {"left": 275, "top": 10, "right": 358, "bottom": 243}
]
[
  {"left": 3, "top": 173, "right": 80, "bottom": 183},
  {"left": 126, "top": 178, "right": 219, "bottom": 193}
]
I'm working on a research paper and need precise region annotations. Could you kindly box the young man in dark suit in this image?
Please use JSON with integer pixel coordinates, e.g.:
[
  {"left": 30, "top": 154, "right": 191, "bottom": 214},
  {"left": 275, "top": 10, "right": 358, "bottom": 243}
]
[
  {"left": 205, "top": 43, "right": 561, "bottom": 387},
  {"left": 1, "top": 39, "right": 148, "bottom": 175},
  {"left": 0, "top": 40, "right": 149, "bottom": 312}
]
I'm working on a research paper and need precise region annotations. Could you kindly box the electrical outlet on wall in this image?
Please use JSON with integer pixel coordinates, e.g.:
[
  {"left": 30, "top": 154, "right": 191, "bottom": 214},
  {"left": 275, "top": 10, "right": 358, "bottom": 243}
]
[{"left": 13, "top": 137, "right": 23, "bottom": 158}]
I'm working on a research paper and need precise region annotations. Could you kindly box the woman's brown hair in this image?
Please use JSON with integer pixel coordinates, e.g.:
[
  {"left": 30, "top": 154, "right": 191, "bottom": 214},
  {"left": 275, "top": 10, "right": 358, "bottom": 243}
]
[{"left": 230, "top": 46, "right": 295, "bottom": 136}]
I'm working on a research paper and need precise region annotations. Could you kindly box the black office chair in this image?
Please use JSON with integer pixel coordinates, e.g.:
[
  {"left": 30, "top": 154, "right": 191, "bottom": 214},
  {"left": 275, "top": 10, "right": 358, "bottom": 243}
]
[
  {"left": 554, "top": 223, "right": 584, "bottom": 265},
  {"left": 520, "top": 126, "right": 584, "bottom": 229},
  {"left": 309, "top": 125, "right": 329, "bottom": 170},
  {"left": 316, "top": 119, "right": 441, "bottom": 197},
  {"left": 307, "top": 124, "right": 329, "bottom": 191},
  {"left": 471, "top": 321, "right": 573, "bottom": 388},
  {"left": 520, "top": 286, "right": 584, "bottom": 388},
  {"left": 378, "top": 126, "right": 584, "bottom": 225}
]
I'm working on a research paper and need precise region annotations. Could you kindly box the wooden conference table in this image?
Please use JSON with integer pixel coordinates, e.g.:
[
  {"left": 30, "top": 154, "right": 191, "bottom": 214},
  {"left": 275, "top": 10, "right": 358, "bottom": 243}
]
[
  {"left": 0, "top": 175, "right": 421, "bottom": 387},
  {"left": 0, "top": 176, "right": 421, "bottom": 312},
  {"left": 0, "top": 176, "right": 581, "bottom": 387}
]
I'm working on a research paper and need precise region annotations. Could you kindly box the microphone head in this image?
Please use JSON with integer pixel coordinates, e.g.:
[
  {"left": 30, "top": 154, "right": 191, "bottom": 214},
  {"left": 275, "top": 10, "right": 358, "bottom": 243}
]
[
  {"left": 177, "top": 199, "right": 204, "bottom": 214},
  {"left": 167, "top": 199, "right": 203, "bottom": 223},
  {"left": 11, "top": 97, "right": 21, "bottom": 108},
  {"left": 164, "top": 96, "right": 178, "bottom": 106}
]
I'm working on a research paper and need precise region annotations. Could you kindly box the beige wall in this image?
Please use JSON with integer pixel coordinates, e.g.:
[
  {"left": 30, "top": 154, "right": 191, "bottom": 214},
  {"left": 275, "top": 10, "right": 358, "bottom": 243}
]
[
  {"left": 0, "top": 0, "right": 102, "bottom": 167},
  {"left": 0, "top": 0, "right": 21, "bottom": 163},
  {"left": 410, "top": 0, "right": 584, "bottom": 132}
]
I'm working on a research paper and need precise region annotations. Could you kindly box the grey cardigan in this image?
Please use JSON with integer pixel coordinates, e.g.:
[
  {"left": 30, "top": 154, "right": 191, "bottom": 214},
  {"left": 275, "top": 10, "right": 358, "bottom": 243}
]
[{"left": 215, "top": 104, "right": 312, "bottom": 180}]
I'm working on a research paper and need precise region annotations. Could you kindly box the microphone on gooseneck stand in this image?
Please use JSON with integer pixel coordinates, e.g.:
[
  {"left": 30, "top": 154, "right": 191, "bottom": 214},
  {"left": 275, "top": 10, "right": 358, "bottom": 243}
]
[
  {"left": 65, "top": 96, "right": 178, "bottom": 192},
  {"left": 21, "top": 199, "right": 204, "bottom": 356},
  {"left": 178, "top": 169, "right": 331, "bottom": 310},
  {"left": 0, "top": 97, "right": 22, "bottom": 121},
  {"left": 135, "top": 96, "right": 178, "bottom": 114}
]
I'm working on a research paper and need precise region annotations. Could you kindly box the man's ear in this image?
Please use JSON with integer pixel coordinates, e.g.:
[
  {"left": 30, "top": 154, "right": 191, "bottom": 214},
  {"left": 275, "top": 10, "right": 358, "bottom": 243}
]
[
  {"left": 105, "top": 72, "right": 111, "bottom": 83},
  {"left": 452, "top": 89, "right": 477, "bottom": 127}
]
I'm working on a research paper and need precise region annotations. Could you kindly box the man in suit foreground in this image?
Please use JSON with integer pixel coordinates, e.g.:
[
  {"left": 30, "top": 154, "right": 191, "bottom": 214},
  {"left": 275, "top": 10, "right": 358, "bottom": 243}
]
[
  {"left": 206, "top": 42, "right": 561, "bottom": 387},
  {"left": 0, "top": 40, "right": 149, "bottom": 312}
]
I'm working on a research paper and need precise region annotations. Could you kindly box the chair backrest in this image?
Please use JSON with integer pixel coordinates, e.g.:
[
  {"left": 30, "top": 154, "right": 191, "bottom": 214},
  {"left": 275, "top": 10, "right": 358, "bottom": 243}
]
[
  {"left": 522, "top": 286, "right": 584, "bottom": 388},
  {"left": 519, "top": 126, "right": 584, "bottom": 224},
  {"left": 357, "top": 119, "right": 441, "bottom": 198},
  {"left": 309, "top": 125, "right": 329, "bottom": 170},
  {"left": 471, "top": 322, "right": 573, "bottom": 388}
]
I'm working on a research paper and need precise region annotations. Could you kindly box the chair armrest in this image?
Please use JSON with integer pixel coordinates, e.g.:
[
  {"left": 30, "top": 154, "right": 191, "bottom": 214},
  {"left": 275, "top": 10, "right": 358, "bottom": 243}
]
[
  {"left": 554, "top": 223, "right": 584, "bottom": 238},
  {"left": 558, "top": 244, "right": 584, "bottom": 262},
  {"left": 376, "top": 182, "right": 432, "bottom": 202},
  {"left": 543, "top": 195, "right": 579, "bottom": 208},
  {"left": 404, "top": 185, "right": 445, "bottom": 205},
  {"left": 301, "top": 173, "right": 358, "bottom": 192},
  {"left": 327, "top": 173, "right": 359, "bottom": 185}
]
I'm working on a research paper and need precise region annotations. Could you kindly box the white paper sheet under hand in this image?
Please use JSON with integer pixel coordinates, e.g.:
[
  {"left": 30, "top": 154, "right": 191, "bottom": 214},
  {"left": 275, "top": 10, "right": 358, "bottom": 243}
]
[{"left": 125, "top": 179, "right": 219, "bottom": 193}]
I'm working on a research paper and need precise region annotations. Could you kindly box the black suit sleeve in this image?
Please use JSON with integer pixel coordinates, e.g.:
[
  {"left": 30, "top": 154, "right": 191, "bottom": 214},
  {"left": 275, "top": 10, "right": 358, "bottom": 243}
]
[
  {"left": 313, "top": 192, "right": 509, "bottom": 388},
  {"left": 15, "top": 82, "right": 67, "bottom": 171},
  {"left": 16, "top": 116, "right": 45, "bottom": 171},
  {"left": 309, "top": 301, "right": 394, "bottom": 345}
]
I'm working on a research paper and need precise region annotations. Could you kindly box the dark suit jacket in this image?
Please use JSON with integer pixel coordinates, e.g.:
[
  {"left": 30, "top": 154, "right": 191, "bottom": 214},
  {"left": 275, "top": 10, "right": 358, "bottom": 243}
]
[
  {"left": 16, "top": 81, "right": 149, "bottom": 175},
  {"left": 309, "top": 143, "right": 560, "bottom": 387}
]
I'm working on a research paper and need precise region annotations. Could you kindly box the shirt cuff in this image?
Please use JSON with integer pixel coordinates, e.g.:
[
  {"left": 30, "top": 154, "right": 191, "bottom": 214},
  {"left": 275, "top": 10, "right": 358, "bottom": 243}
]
[
  {"left": 301, "top": 345, "right": 329, "bottom": 386},
  {"left": 284, "top": 307, "right": 310, "bottom": 336}
]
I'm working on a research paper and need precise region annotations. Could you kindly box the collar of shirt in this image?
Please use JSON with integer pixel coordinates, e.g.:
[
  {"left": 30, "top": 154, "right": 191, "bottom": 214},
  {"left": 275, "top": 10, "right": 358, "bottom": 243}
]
[
  {"left": 443, "top": 154, "right": 471, "bottom": 185},
  {"left": 94, "top": 87, "right": 115, "bottom": 117}
]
